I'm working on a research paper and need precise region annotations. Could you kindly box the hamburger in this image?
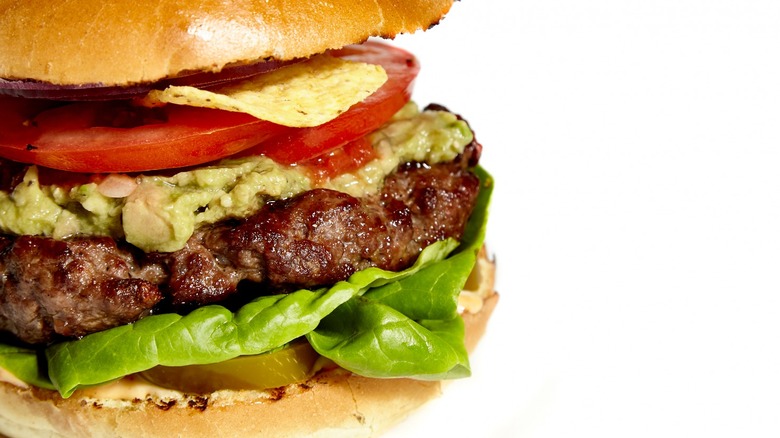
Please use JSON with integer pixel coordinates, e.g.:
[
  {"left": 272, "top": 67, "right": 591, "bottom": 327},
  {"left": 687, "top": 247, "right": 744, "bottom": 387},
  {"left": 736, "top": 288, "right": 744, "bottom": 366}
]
[{"left": 0, "top": 0, "right": 497, "bottom": 436}]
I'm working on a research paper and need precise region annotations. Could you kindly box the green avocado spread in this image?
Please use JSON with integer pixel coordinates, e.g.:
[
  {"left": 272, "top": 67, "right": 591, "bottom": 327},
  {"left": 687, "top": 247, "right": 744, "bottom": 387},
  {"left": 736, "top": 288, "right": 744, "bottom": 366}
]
[{"left": 0, "top": 103, "right": 473, "bottom": 253}]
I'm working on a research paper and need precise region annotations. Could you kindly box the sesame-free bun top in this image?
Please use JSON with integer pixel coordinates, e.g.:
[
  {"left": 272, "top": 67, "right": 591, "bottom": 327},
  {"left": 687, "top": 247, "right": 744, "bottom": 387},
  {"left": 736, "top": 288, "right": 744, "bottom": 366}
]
[{"left": 0, "top": 0, "right": 454, "bottom": 86}]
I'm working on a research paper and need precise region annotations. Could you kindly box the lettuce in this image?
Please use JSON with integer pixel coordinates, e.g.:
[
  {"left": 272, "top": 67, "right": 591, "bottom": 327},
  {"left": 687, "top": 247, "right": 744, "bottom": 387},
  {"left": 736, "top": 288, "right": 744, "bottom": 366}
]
[
  {"left": 0, "top": 167, "right": 492, "bottom": 397},
  {"left": 307, "top": 249, "right": 475, "bottom": 380},
  {"left": 0, "top": 344, "right": 55, "bottom": 390}
]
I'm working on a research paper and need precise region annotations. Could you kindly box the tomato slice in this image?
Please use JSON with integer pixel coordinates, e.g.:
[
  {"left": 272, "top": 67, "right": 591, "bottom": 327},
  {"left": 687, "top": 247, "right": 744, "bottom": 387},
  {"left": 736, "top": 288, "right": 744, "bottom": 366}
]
[
  {"left": 0, "top": 99, "right": 287, "bottom": 173},
  {"left": 0, "top": 41, "right": 418, "bottom": 174},
  {"left": 299, "top": 136, "right": 378, "bottom": 184}
]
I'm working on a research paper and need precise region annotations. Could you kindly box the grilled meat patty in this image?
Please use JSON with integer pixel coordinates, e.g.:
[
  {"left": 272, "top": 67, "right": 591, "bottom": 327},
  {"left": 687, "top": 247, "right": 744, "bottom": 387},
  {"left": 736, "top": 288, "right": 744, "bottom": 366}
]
[{"left": 0, "top": 150, "right": 481, "bottom": 345}]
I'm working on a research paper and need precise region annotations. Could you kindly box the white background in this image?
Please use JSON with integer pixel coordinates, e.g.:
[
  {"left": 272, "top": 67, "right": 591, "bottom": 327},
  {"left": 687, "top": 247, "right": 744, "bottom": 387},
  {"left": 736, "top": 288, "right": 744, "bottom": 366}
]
[{"left": 387, "top": 0, "right": 780, "bottom": 437}]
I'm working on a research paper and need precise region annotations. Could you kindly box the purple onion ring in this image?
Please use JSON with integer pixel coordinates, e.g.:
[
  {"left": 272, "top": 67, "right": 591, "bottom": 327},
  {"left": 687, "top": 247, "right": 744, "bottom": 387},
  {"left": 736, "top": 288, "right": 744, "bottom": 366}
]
[{"left": 0, "top": 58, "right": 300, "bottom": 101}]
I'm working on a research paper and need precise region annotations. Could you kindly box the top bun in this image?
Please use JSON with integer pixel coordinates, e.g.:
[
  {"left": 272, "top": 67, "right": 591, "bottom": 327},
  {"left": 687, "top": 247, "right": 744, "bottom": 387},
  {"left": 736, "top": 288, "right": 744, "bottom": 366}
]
[{"left": 0, "top": 0, "right": 454, "bottom": 86}]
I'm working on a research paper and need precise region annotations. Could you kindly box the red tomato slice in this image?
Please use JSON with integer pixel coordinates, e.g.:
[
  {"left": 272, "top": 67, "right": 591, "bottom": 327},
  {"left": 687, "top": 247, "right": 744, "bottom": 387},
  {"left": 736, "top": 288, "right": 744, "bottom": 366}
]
[
  {"left": 0, "top": 41, "right": 418, "bottom": 174},
  {"left": 299, "top": 136, "right": 378, "bottom": 184},
  {"left": 0, "top": 99, "right": 287, "bottom": 173}
]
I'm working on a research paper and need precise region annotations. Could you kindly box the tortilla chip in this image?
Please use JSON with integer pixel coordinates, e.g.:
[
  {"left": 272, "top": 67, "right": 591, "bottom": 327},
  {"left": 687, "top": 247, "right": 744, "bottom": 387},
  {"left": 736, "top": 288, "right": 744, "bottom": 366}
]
[{"left": 143, "top": 55, "right": 387, "bottom": 128}]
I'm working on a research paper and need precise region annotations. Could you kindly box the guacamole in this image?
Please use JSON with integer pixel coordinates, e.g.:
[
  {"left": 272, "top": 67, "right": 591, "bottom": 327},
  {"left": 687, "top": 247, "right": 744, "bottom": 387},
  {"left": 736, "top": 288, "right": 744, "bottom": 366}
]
[{"left": 0, "top": 103, "right": 473, "bottom": 252}]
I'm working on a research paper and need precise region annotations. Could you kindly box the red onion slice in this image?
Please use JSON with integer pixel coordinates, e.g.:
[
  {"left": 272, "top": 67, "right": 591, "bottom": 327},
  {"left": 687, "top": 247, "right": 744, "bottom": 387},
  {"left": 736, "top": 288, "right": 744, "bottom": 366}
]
[{"left": 0, "top": 58, "right": 300, "bottom": 101}]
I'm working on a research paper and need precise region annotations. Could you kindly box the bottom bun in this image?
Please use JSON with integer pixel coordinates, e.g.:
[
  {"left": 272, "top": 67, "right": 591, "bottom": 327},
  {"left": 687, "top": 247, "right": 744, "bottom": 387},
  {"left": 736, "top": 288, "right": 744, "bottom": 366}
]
[{"left": 0, "top": 250, "right": 497, "bottom": 438}]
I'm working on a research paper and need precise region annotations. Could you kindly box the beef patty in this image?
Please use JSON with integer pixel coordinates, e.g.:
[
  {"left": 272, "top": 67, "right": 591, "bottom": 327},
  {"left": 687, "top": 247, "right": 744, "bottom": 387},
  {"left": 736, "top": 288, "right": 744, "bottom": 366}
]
[{"left": 0, "top": 150, "right": 481, "bottom": 345}]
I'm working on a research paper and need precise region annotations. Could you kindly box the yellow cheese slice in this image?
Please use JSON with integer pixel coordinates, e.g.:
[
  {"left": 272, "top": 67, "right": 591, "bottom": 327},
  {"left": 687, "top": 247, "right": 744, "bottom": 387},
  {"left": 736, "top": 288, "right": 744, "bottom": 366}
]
[{"left": 143, "top": 55, "right": 387, "bottom": 128}]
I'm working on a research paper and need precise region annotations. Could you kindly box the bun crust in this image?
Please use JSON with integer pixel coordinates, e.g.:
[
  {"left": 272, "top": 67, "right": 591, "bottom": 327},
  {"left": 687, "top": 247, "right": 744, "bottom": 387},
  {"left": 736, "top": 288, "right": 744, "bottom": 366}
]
[
  {"left": 0, "top": 251, "right": 497, "bottom": 438},
  {"left": 0, "top": 0, "right": 453, "bottom": 86}
]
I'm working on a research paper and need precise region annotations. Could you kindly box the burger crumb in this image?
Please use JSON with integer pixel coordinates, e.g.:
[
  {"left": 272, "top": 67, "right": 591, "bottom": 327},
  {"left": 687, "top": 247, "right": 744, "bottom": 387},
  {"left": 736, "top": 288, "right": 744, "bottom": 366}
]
[
  {"left": 81, "top": 400, "right": 103, "bottom": 409},
  {"left": 153, "top": 398, "right": 177, "bottom": 411},
  {"left": 187, "top": 396, "right": 209, "bottom": 411},
  {"left": 268, "top": 387, "right": 286, "bottom": 402}
]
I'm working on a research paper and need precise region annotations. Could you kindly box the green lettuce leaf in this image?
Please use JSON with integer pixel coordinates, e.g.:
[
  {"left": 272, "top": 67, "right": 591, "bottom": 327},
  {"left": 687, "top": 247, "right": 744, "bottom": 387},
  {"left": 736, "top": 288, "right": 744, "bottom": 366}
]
[
  {"left": 0, "top": 344, "right": 55, "bottom": 390},
  {"left": 0, "top": 166, "right": 493, "bottom": 397},
  {"left": 306, "top": 251, "right": 474, "bottom": 379}
]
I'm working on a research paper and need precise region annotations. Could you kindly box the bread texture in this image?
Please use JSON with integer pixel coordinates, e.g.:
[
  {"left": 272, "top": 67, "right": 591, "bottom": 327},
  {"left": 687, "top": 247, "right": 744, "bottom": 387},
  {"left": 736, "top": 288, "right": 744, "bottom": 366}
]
[
  {"left": 0, "top": 0, "right": 454, "bottom": 86},
  {"left": 0, "top": 251, "right": 497, "bottom": 438}
]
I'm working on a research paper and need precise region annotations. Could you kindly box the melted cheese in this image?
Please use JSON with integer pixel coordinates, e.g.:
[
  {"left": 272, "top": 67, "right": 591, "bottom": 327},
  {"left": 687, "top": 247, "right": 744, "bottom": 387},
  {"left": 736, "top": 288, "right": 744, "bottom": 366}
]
[
  {"left": 76, "top": 375, "right": 184, "bottom": 402},
  {"left": 0, "top": 367, "right": 27, "bottom": 389}
]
